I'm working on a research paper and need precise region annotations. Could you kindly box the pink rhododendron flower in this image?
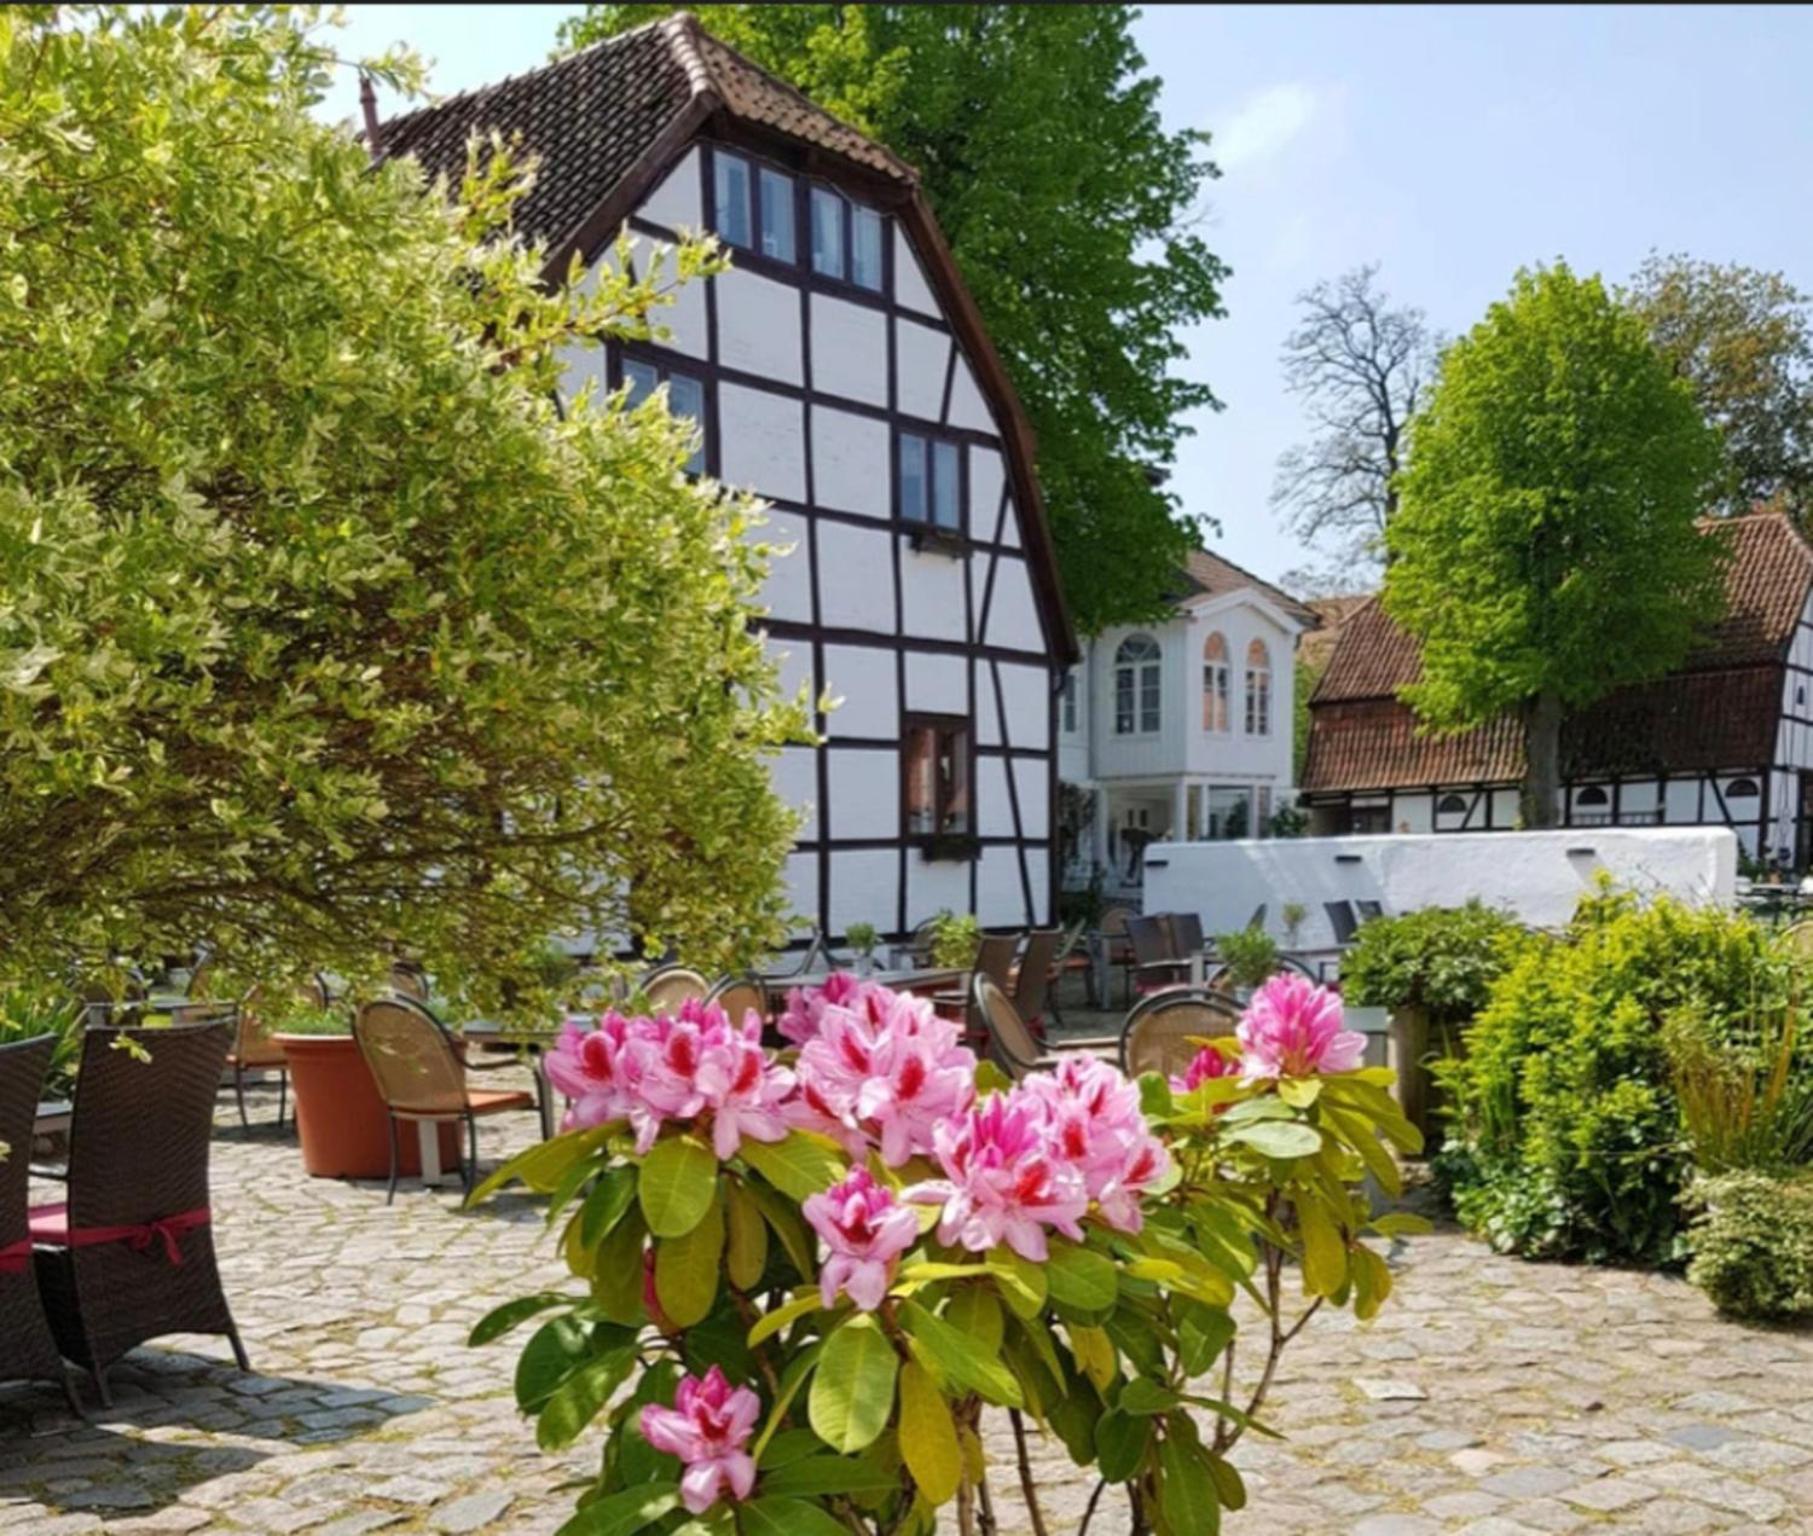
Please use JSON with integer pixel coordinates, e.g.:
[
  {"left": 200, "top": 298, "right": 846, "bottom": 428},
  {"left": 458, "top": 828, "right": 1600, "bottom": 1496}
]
[
  {"left": 776, "top": 970, "right": 882, "bottom": 1046},
  {"left": 1172, "top": 1042, "right": 1241, "bottom": 1095},
  {"left": 1237, "top": 973, "right": 1366, "bottom": 1081},
  {"left": 1021, "top": 1057, "right": 1171, "bottom": 1233},
  {"left": 639, "top": 1367, "right": 760, "bottom": 1514},
  {"left": 802, "top": 1167, "right": 920, "bottom": 1311},
  {"left": 542, "top": 1001, "right": 793, "bottom": 1158},
  {"left": 908, "top": 1092, "right": 1088, "bottom": 1261},
  {"left": 790, "top": 980, "right": 975, "bottom": 1166}
]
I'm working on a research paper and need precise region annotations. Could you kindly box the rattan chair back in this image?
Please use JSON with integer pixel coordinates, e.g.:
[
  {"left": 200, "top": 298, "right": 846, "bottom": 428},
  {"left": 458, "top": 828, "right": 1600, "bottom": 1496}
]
[
  {"left": 1786, "top": 919, "right": 1813, "bottom": 960},
  {"left": 973, "top": 934, "right": 1018, "bottom": 990},
  {"left": 1121, "top": 989, "right": 1243, "bottom": 1080},
  {"left": 1012, "top": 929, "right": 1061, "bottom": 1023},
  {"left": 1169, "top": 912, "right": 1205, "bottom": 955},
  {"left": 232, "top": 987, "right": 287, "bottom": 1070},
  {"left": 642, "top": 966, "right": 710, "bottom": 1016},
  {"left": 0, "top": 1034, "right": 72, "bottom": 1401},
  {"left": 974, "top": 975, "right": 1042, "bottom": 1078},
  {"left": 355, "top": 996, "right": 466, "bottom": 1116},
  {"left": 388, "top": 963, "right": 430, "bottom": 1002},
  {"left": 707, "top": 974, "right": 769, "bottom": 1027},
  {"left": 1128, "top": 914, "right": 1177, "bottom": 969}
]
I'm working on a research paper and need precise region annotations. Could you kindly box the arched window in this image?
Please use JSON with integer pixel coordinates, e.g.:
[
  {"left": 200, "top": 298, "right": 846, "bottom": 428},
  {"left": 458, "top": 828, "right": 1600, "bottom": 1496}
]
[
  {"left": 1244, "top": 639, "right": 1272, "bottom": 736},
  {"left": 1114, "top": 635, "right": 1161, "bottom": 736},
  {"left": 1727, "top": 778, "right": 1760, "bottom": 799},
  {"left": 1436, "top": 793, "right": 1469, "bottom": 816},
  {"left": 1201, "top": 633, "right": 1230, "bottom": 733},
  {"left": 1575, "top": 785, "right": 1609, "bottom": 807}
]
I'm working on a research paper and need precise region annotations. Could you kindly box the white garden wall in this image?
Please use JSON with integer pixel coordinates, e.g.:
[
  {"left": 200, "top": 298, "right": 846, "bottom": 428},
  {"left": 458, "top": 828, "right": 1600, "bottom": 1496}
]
[{"left": 1141, "top": 827, "right": 1738, "bottom": 948}]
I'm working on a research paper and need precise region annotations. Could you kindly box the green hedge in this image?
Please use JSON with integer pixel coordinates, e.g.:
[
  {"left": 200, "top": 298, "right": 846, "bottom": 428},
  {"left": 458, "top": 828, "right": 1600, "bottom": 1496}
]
[
  {"left": 1686, "top": 1172, "right": 1813, "bottom": 1320},
  {"left": 1340, "top": 901, "right": 1530, "bottom": 1025},
  {"left": 1435, "top": 885, "right": 1793, "bottom": 1267}
]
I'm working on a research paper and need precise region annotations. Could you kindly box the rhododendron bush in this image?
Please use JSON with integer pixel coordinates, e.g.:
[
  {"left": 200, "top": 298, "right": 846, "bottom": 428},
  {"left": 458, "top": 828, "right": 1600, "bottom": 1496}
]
[{"left": 471, "top": 973, "right": 1423, "bottom": 1536}]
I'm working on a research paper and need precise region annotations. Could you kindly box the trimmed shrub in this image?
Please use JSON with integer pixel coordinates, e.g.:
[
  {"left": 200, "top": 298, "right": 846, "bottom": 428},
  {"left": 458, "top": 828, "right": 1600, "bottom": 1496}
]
[
  {"left": 1341, "top": 901, "right": 1530, "bottom": 1027},
  {"left": 1436, "top": 885, "right": 1793, "bottom": 1267},
  {"left": 1686, "top": 1172, "right": 1813, "bottom": 1320}
]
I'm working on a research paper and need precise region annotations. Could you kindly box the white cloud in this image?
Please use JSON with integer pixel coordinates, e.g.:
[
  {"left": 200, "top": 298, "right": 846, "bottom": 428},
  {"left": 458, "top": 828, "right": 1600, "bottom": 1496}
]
[{"left": 1212, "top": 83, "right": 1319, "bottom": 174}]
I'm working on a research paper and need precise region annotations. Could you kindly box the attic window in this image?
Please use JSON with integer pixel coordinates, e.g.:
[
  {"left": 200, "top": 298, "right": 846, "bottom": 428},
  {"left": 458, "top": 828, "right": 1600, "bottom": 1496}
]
[
  {"left": 810, "top": 186, "right": 885, "bottom": 294},
  {"left": 713, "top": 150, "right": 796, "bottom": 265},
  {"left": 1727, "top": 778, "right": 1760, "bottom": 799},
  {"left": 1575, "top": 785, "right": 1609, "bottom": 807}
]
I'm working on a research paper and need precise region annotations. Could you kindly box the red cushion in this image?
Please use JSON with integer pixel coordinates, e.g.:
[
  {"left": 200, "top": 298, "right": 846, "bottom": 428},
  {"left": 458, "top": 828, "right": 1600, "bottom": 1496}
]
[
  {"left": 28, "top": 1204, "right": 68, "bottom": 1243},
  {"left": 466, "top": 1088, "right": 534, "bottom": 1115}
]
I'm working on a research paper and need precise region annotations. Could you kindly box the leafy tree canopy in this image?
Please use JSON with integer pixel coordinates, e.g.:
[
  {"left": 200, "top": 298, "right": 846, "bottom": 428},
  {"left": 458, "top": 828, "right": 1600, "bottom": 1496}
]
[
  {"left": 0, "top": 5, "right": 808, "bottom": 1008},
  {"left": 1625, "top": 252, "right": 1813, "bottom": 519},
  {"left": 559, "top": 4, "right": 1229, "bottom": 634},
  {"left": 1384, "top": 264, "right": 1726, "bottom": 828}
]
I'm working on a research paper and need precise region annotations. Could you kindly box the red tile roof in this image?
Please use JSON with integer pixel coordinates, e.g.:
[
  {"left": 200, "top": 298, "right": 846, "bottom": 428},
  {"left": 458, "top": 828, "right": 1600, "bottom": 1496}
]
[
  {"left": 1177, "top": 549, "right": 1318, "bottom": 627},
  {"left": 1302, "top": 512, "right": 1813, "bottom": 792}
]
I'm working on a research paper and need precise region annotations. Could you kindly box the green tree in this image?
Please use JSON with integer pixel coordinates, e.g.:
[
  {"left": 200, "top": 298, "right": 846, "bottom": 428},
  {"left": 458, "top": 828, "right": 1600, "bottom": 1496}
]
[
  {"left": 559, "top": 4, "right": 1228, "bottom": 634},
  {"left": 1625, "top": 253, "right": 1813, "bottom": 518},
  {"left": 1384, "top": 265, "right": 1726, "bottom": 829},
  {"left": 0, "top": 6, "right": 808, "bottom": 1009}
]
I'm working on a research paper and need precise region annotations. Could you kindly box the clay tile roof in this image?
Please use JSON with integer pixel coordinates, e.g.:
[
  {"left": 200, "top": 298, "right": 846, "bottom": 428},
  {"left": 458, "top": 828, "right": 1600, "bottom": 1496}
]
[
  {"left": 374, "top": 15, "right": 915, "bottom": 264},
  {"left": 1297, "top": 594, "right": 1375, "bottom": 674},
  {"left": 1302, "top": 511, "right": 1813, "bottom": 793},
  {"left": 1176, "top": 549, "right": 1318, "bottom": 627}
]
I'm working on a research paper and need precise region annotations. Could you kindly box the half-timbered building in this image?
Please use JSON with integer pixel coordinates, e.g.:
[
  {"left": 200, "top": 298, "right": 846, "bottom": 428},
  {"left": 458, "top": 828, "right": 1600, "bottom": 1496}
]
[
  {"left": 375, "top": 15, "right": 1077, "bottom": 942},
  {"left": 1300, "top": 511, "right": 1813, "bottom": 868}
]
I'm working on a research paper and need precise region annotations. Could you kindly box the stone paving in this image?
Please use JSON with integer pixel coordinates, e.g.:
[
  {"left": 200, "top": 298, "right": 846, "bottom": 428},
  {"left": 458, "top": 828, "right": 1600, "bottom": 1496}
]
[{"left": 6, "top": 1066, "right": 1813, "bottom": 1535}]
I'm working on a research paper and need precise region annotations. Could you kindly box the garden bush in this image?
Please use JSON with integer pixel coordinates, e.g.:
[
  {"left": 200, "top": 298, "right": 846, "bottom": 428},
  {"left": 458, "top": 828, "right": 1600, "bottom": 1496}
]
[
  {"left": 1340, "top": 901, "right": 1530, "bottom": 1027},
  {"left": 1684, "top": 1172, "right": 1813, "bottom": 1320},
  {"left": 1436, "top": 884, "right": 1794, "bottom": 1267}
]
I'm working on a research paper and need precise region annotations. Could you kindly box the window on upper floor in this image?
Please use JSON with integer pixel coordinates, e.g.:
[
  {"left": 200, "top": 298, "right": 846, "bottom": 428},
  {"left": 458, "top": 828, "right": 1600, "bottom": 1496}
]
[
  {"left": 1202, "top": 632, "right": 1230, "bottom": 733},
  {"left": 713, "top": 150, "right": 797, "bottom": 264},
  {"left": 898, "top": 431, "right": 963, "bottom": 533},
  {"left": 1114, "top": 635, "right": 1161, "bottom": 736},
  {"left": 810, "top": 185, "right": 885, "bottom": 293},
  {"left": 903, "top": 714, "right": 971, "bottom": 839},
  {"left": 623, "top": 355, "right": 708, "bottom": 475},
  {"left": 1061, "top": 670, "right": 1079, "bottom": 734},
  {"left": 1244, "top": 638, "right": 1272, "bottom": 736}
]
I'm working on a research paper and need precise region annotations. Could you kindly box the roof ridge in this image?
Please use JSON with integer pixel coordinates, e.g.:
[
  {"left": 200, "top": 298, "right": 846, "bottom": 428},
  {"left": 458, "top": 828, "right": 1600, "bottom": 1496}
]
[{"left": 1187, "top": 544, "right": 1318, "bottom": 623}]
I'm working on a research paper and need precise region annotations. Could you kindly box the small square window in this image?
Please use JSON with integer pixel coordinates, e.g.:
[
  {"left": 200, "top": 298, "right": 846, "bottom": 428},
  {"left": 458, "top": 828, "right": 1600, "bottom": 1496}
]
[
  {"left": 852, "top": 206, "right": 884, "bottom": 291},
  {"left": 759, "top": 168, "right": 795, "bottom": 263},
  {"left": 811, "top": 187, "right": 846, "bottom": 280},
  {"left": 714, "top": 152, "right": 752, "bottom": 249},
  {"left": 898, "top": 433, "right": 927, "bottom": 523}
]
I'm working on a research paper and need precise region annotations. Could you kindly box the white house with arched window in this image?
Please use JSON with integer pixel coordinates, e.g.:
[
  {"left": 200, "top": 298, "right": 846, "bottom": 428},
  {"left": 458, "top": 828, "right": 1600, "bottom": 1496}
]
[{"left": 1058, "top": 549, "right": 1315, "bottom": 894}]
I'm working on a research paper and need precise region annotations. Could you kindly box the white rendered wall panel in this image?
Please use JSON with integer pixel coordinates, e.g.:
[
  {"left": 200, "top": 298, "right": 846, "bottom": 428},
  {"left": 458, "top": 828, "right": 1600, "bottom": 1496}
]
[
  {"left": 826, "top": 749, "right": 899, "bottom": 841},
  {"left": 784, "top": 851, "right": 819, "bottom": 930},
  {"left": 719, "top": 382, "right": 806, "bottom": 503},
  {"left": 969, "top": 449, "right": 1008, "bottom": 543},
  {"left": 716, "top": 268, "right": 802, "bottom": 384},
  {"left": 829, "top": 849, "right": 899, "bottom": 935},
  {"left": 976, "top": 847, "right": 1028, "bottom": 928},
  {"left": 751, "top": 510, "right": 812, "bottom": 623},
  {"left": 977, "top": 757, "right": 1014, "bottom": 839},
  {"left": 899, "top": 549, "right": 968, "bottom": 643},
  {"left": 946, "top": 353, "right": 994, "bottom": 434},
  {"left": 894, "top": 318, "right": 950, "bottom": 422},
  {"left": 904, "top": 651, "right": 968, "bottom": 716},
  {"left": 771, "top": 641, "right": 816, "bottom": 712},
  {"left": 907, "top": 856, "right": 970, "bottom": 927},
  {"left": 1013, "top": 760, "right": 1050, "bottom": 843},
  {"left": 820, "top": 644, "right": 899, "bottom": 738},
  {"left": 770, "top": 746, "right": 819, "bottom": 842},
  {"left": 811, "top": 407, "right": 892, "bottom": 520},
  {"left": 984, "top": 559, "right": 1044, "bottom": 654},
  {"left": 810, "top": 295, "right": 888, "bottom": 407},
  {"left": 639, "top": 147, "right": 702, "bottom": 231},
  {"left": 894, "top": 226, "right": 939, "bottom": 317},
  {"left": 996, "top": 663, "right": 1052, "bottom": 753},
  {"left": 815, "top": 521, "right": 897, "bottom": 632},
  {"left": 1026, "top": 854, "right": 1051, "bottom": 928},
  {"left": 1664, "top": 779, "right": 1703, "bottom": 822}
]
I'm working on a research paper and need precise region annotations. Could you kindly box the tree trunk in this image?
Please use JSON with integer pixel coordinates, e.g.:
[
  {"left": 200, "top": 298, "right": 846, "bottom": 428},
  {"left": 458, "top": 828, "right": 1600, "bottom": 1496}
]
[{"left": 1520, "top": 691, "right": 1563, "bottom": 829}]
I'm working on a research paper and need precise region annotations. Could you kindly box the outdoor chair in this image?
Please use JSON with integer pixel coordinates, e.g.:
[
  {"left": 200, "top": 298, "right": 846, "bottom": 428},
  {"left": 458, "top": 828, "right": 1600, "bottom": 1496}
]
[
  {"left": 641, "top": 965, "right": 710, "bottom": 1015},
  {"left": 225, "top": 986, "right": 288, "bottom": 1130},
  {"left": 1046, "top": 920, "right": 1093, "bottom": 1021},
  {"left": 353, "top": 996, "right": 535, "bottom": 1204},
  {"left": 1785, "top": 919, "right": 1813, "bottom": 960},
  {"left": 906, "top": 916, "right": 942, "bottom": 967},
  {"left": 0, "top": 1035, "right": 79, "bottom": 1412},
  {"left": 388, "top": 962, "right": 430, "bottom": 1002},
  {"left": 766, "top": 927, "right": 828, "bottom": 980},
  {"left": 1120, "top": 988, "right": 1244, "bottom": 1081},
  {"left": 707, "top": 973, "right": 770, "bottom": 1027},
  {"left": 1127, "top": 914, "right": 1188, "bottom": 997},
  {"left": 31, "top": 1021, "right": 248, "bottom": 1407},
  {"left": 972, "top": 975, "right": 1119, "bottom": 1081},
  {"left": 1169, "top": 912, "right": 1207, "bottom": 956},
  {"left": 1098, "top": 905, "right": 1138, "bottom": 1004},
  {"left": 931, "top": 933, "right": 1019, "bottom": 1036},
  {"left": 1009, "top": 928, "right": 1061, "bottom": 1040},
  {"left": 1325, "top": 901, "right": 1360, "bottom": 946}
]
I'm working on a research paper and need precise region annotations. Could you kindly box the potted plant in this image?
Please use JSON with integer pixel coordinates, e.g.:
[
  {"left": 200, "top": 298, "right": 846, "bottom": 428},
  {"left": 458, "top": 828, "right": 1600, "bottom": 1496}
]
[
  {"left": 844, "top": 922, "right": 878, "bottom": 977},
  {"left": 1214, "top": 925, "right": 1280, "bottom": 1001},
  {"left": 274, "top": 998, "right": 460, "bottom": 1180},
  {"left": 1281, "top": 901, "right": 1308, "bottom": 950},
  {"left": 930, "top": 910, "right": 982, "bottom": 970}
]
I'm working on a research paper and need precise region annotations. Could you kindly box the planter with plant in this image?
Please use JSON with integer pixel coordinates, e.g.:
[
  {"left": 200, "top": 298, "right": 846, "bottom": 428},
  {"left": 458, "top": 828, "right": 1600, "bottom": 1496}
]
[
  {"left": 1214, "top": 925, "right": 1280, "bottom": 997},
  {"left": 844, "top": 924, "right": 878, "bottom": 978},
  {"left": 929, "top": 911, "right": 981, "bottom": 972},
  {"left": 1280, "top": 902, "right": 1307, "bottom": 950}
]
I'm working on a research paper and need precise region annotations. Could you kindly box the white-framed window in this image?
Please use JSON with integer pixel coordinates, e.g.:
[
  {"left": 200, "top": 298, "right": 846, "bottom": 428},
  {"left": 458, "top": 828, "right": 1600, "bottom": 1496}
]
[
  {"left": 1244, "top": 638, "right": 1272, "bottom": 736},
  {"left": 897, "top": 431, "right": 963, "bottom": 531},
  {"left": 1114, "top": 635, "right": 1161, "bottom": 736},
  {"left": 1061, "top": 669, "right": 1079, "bottom": 734},
  {"left": 622, "top": 356, "right": 707, "bottom": 475},
  {"left": 1202, "top": 631, "right": 1230, "bottom": 733}
]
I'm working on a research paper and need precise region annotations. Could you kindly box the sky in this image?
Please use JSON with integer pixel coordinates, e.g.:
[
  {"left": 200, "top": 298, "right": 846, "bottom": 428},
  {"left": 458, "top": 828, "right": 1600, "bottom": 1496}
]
[{"left": 319, "top": 4, "right": 1813, "bottom": 587}]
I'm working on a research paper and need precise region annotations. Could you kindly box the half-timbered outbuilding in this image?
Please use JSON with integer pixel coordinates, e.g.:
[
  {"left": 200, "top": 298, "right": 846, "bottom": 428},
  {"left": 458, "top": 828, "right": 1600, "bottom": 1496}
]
[
  {"left": 375, "top": 14, "right": 1077, "bottom": 941},
  {"left": 1301, "top": 511, "right": 1813, "bottom": 868}
]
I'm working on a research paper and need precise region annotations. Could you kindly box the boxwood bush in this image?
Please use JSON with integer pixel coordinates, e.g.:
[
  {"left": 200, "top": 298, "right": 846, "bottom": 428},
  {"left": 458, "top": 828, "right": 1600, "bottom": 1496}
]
[
  {"left": 1340, "top": 901, "right": 1530, "bottom": 1027},
  {"left": 1685, "top": 1172, "right": 1813, "bottom": 1320},
  {"left": 1436, "top": 885, "right": 1794, "bottom": 1267}
]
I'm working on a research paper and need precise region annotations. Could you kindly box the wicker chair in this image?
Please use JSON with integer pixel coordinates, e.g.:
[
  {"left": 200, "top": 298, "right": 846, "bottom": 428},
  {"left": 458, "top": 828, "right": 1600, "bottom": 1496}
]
[
  {"left": 1120, "top": 988, "right": 1244, "bottom": 1081},
  {"left": 1128, "top": 914, "right": 1188, "bottom": 996},
  {"left": 388, "top": 962, "right": 430, "bottom": 1002},
  {"left": 1786, "top": 919, "right": 1813, "bottom": 960},
  {"left": 225, "top": 986, "right": 288, "bottom": 1130},
  {"left": 1010, "top": 928, "right": 1062, "bottom": 1038},
  {"left": 0, "top": 1035, "right": 79, "bottom": 1411},
  {"left": 1168, "top": 912, "right": 1206, "bottom": 956},
  {"left": 972, "top": 976, "right": 1118, "bottom": 1081},
  {"left": 642, "top": 965, "right": 710, "bottom": 1016},
  {"left": 934, "top": 933, "right": 1019, "bottom": 1036},
  {"left": 707, "top": 973, "right": 770, "bottom": 1026},
  {"left": 31, "top": 1022, "right": 248, "bottom": 1407},
  {"left": 1046, "top": 920, "right": 1092, "bottom": 1022},
  {"left": 353, "top": 996, "right": 534, "bottom": 1204}
]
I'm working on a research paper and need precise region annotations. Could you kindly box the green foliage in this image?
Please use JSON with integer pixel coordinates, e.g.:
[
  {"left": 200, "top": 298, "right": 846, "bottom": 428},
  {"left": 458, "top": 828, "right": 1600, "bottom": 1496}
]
[
  {"left": 264, "top": 1005, "right": 351, "bottom": 1038},
  {"left": 560, "top": 4, "right": 1229, "bottom": 632},
  {"left": 843, "top": 923, "right": 878, "bottom": 958},
  {"left": 1625, "top": 253, "right": 1813, "bottom": 518},
  {"left": 0, "top": 984, "right": 85, "bottom": 1099},
  {"left": 1437, "top": 885, "right": 1792, "bottom": 1265},
  {"left": 1669, "top": 1011, "right": 1813, "bottom": 1175},
  {"left": 1214, "top": 926, "right": 1279, "bottom": 990},
  {"left": 1685, "top": 1172, "right": 1813, "bottom": 1321},
  {"left": 1385, "top": 264, "right": 1727, "bottom": 826},
  {"left": 1292, "top": 655, "right": 1322, "bottom": 783},
  {"left": 0, "top": 7, "right": 809, "bottom": 1016},
  {"left": 1279, "top": 903, "right": 1308, "bottom": 948},
  {"left": 929, "top": 912, "right": 982, "bottom": 971},
  {"left": 1340, "top": 902, "right": 1530, "bottom": 1024}
]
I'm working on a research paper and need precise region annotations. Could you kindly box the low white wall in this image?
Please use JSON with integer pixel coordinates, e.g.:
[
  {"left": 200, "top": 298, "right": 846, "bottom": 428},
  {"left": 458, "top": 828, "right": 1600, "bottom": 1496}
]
[{"left": 1141, "top": 827, "right": 1738, "bottom": 947}]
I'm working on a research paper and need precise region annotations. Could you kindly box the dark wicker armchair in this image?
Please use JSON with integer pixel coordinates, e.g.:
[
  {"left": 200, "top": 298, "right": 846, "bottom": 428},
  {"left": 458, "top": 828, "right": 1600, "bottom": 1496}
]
[
  {"left": 0, "top": 1034, "right": 78, "bottom": 1411},
  {"left": 31, "top": 1021, "right": 248, "bottom": 1407}
]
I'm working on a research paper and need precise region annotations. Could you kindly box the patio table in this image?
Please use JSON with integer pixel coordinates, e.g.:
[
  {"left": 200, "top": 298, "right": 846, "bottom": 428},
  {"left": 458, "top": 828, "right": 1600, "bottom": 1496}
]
[{"left": 761, "top": 965, "right": 962, "bottom": 994}]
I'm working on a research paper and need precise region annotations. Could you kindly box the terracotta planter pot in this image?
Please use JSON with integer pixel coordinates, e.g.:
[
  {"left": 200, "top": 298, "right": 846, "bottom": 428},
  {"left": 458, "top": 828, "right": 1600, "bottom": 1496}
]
[{"left": 276, "top": 1033, "right": 459, "bottom": 1180}]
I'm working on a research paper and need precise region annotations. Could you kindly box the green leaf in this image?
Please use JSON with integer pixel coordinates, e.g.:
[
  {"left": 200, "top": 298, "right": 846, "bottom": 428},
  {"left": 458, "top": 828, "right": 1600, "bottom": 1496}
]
[
  {"left": 985, "top": 1245, "right": 1046, "bottom": 1318},
  {"left": 537, "top": 1345, "right": 637, "bottom": 1450},
  {"left": 1297, "top": 1198, "right": 1349, "bottom": 1299},
  {"left": 1158, "top": 1421, "right": 1221, "bottom": 1536},
  {"left": 758, "top": 1429, "right": 825, "bottom": 1470},
  {"left": 514, "top": 1316, "right": 593, "bottom": 1412},
  {"left": 725, "top": 1180, "right": 769, "bottom": 1291},
  {"left": 1096, "top": 1409, "right": 1149, "bottom": 1482},
  {"left": 1176, "top": 1301, "right": 1236, "bottom": 1376},
  {"left": 470, "top": 1124, "right": 614, "bottom": 1206},
  {"left": 1223, "top": 1119, "right": 1324, "bottom": 1160},
  {"left": 553, "top": 1485, "right": 680, "bottom": 1536},
  {"left": 943, "top": 1285, "right": 1004, "bottom": 1354},
  {"left": 580, "top": 1165, "right": 639, "bottom": 1249},
  {"left": 747, "top": 1289, "right": 831, "bottom": 1348},
  {"left": 739, "top": 1131, "right": 847, "bottom": 1202},
  {"left": 808, "top": 1314, "right": 899, "bottom": 1454},
  {"left": 1118, "top": 1377, "right": 1179, "bottom": 1415},
  {"left": 1370, "top": 1212, "right": 1434, "bottom": 1238},
  {"left": 1277, "top": 1077, "right": 1322, "bottom": 1108},
  {"left": 1208, "top": 1454, "right": 1247, "bottom": 1510},
  {"left": 896, "top": 1361, "right": 961, "bottom": 1506},
  {"left": 744, "top": 1180, "right": 816, "bottom": 1281},
  {"left": 468, "top": 1291, "right": 573, "bottom": 1348},
  {"left": 592, "top": 1207, "right": 647, "bottom": 1325},
  {"left": 1044, "top": 1239, "right": 1119, "bottom": 1318},
  {"left": 655, "top": 1190, "right": 724, "bottom": 1327},
  {"left": 760, "top": 1453, "right": 901, "bottom": 1498},
  {"left": 898, "top": 1299, "right": 1022, "bottom": 1408},
  {"left": 738, "top": 1498, "right": 852, "bottom": 1536},
  {"left": 639, "top": 1135, "right": 719, "bottom": 1238}
]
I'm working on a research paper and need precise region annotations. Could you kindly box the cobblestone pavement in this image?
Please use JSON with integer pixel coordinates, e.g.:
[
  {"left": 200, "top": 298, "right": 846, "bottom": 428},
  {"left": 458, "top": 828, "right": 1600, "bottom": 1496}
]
[{"left": 6, "top": 1068, "right": 1813, "bottom": 1535}]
